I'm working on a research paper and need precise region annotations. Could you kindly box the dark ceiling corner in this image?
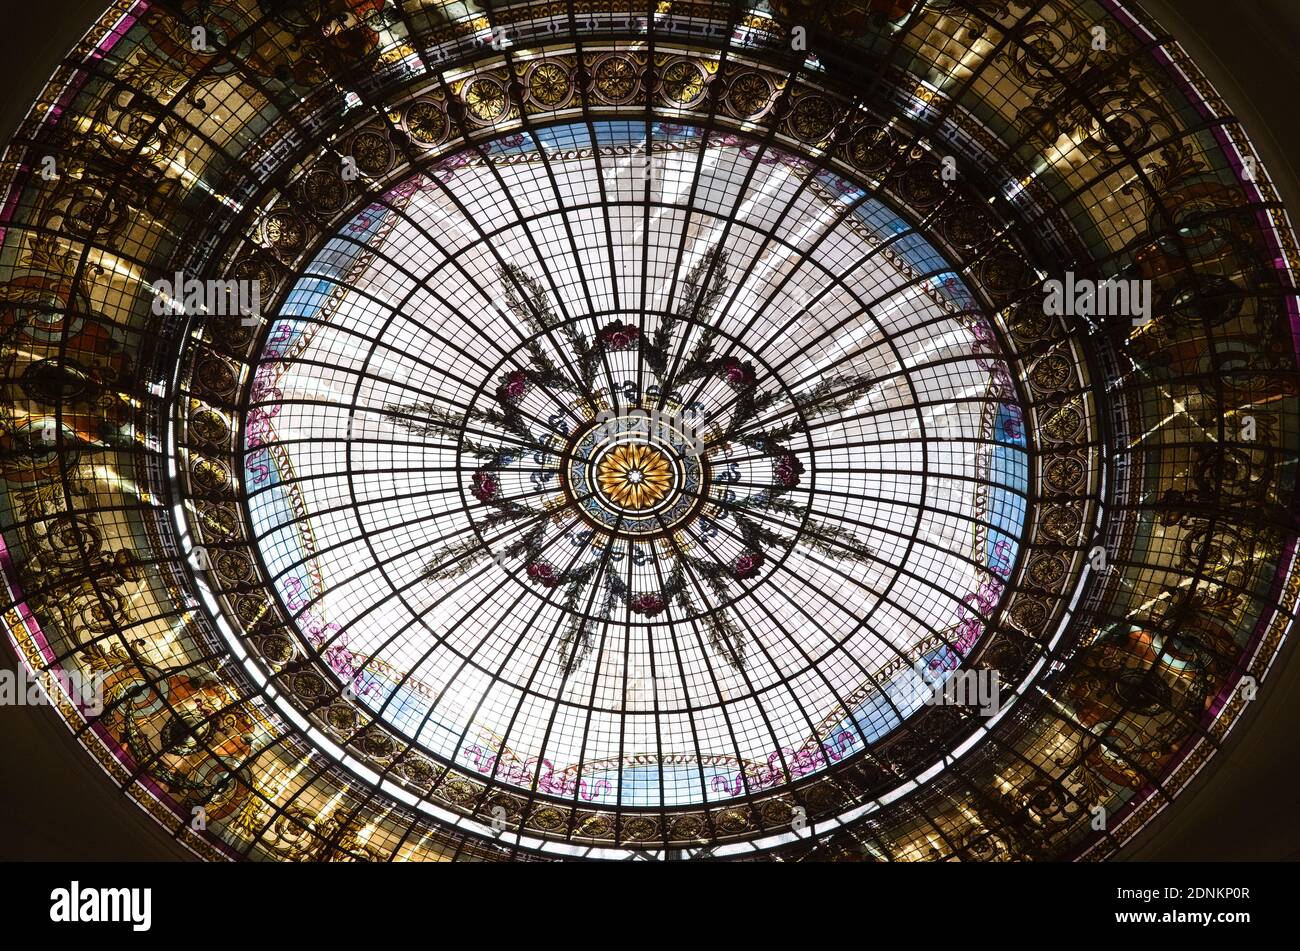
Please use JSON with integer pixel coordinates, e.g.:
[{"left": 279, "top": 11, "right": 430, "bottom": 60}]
[{"left": 0, "top": 638, "right": 193, "bottom": 860}]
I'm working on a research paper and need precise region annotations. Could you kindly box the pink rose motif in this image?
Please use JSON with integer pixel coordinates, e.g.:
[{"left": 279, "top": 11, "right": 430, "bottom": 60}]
[
  {"left": 720, "top": 357, "right": 757, "bottom": 389},
  {"left": 1002, "top": 414, "right": 1023, "bottom": 440},
  {"left": 598, "top": 321, "right": 640, "bottom": 350},
  {"left": 470, "top": 470, "right": 499, "bottom": 502},
  {"left": 732, "top": 550, "right": 764, "bottom": 580},
  {"left": 774, "top": 452, "right": 804, "bottom": 488},
  {"left": 324, "top": 643, "right": 360, "bottom": 682},
  {"left": 526, "top": 561, "right": 561, "bottom": 588},
  {"left": 497, "top": 369, "right": 530, "bottom": 404},
  {"left": 630, "top": 593, "right": 667, "bottom": 617}
]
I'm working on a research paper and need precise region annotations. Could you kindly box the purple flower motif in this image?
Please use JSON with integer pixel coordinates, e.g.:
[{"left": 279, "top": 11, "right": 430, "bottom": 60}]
[
  {"left": 526, "top": 561, "right": 561, "bottom": 588},
  {"left": 720, "top": 356, "right": 757, "bottom": 389},
  {"left": 598, "top": 321, "right": 640, "bottom": 350},
  {"left": 630, "top": 593, "right": 667, "bottom": 617},
  {"left": 774, "top": 451, "right": 804, "bottom": 488},
  {"left": 470, "top": 470, "right": 499, "bottom": 502},
  {"left": 497, "top": 369, "right": 530, "bottom": 404},
  {"left": 732, "top": 550, "right": 764, "bottom": 580}
]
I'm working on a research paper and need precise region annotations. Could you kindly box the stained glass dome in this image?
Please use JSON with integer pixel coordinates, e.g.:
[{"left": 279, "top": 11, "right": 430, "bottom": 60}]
[
  {"left": 247, "top": 121, "right": 1029, "bottom": 817},
  {"left": 1, "top": 0, "right": 1295, "bottom": 861}
]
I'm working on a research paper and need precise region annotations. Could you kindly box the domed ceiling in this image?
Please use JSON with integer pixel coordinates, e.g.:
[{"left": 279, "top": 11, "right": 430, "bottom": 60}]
[{"left": 0, "top": 0, "right": 1295, "bottom": 861}]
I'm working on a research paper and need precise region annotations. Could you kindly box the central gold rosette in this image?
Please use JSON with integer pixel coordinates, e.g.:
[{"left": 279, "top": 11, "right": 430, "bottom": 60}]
[{"left": 595, "top": 444, "right": 673, "bottom": 510}]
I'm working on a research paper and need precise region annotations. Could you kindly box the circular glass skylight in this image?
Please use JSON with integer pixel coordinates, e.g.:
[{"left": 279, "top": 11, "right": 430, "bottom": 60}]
[{"left": 244, "top": 121, "right": 1029, "bottom": 812}]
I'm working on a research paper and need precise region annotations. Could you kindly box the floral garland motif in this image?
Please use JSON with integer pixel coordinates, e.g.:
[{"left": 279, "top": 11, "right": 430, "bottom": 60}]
[{"left": 387, "top": 248, "right": 877, "bottom": 673}]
